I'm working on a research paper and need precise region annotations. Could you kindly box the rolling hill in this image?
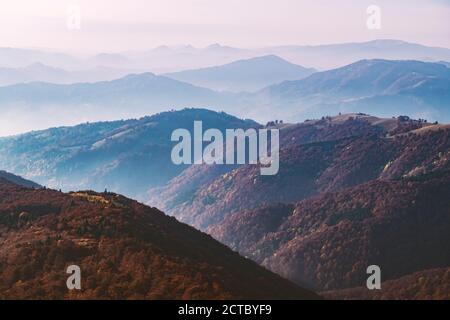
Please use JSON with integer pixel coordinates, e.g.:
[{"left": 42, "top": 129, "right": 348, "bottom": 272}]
[
  {"left": 164, "top": 55, "right": 316, "bottom": 92},
  {"left": 1, "top": 109, "right": 449, "bottom": 299},
  {"left": 0, "top": 74, "right": 234, "bottom": 136},
  {"left": 0, "top": 109, "right": 258, "bottom": 200},
  {"left": 0, "top": 178, "right": 318, "bottom": 299},
  {"left": 2, "top": 40, "right": 450, "bottom": 72},
  {"left": 0, "top": 72, "right": 222, "bottom": 107}
]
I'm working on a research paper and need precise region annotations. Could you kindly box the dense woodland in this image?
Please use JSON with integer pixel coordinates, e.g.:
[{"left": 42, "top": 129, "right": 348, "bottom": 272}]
[
  {"left": 151, "top": 115, "right": 450, "bottom": 299},
  {"left": 0, "top": 179, "right": 318, "bottom": 299}
]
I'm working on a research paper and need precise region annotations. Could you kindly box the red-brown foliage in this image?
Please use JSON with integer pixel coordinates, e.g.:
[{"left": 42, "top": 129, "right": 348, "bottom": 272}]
[
  {"left": 0, "top": 179, "right": 318, "bottom": 300},
  {"left": 210, "top": 172, "right": 450, "bottom": 296}
]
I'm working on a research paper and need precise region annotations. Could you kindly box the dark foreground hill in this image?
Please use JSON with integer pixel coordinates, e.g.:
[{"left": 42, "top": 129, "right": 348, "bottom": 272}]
[{"left": 0, "top": 179, "right": 318, "bottom": 300}]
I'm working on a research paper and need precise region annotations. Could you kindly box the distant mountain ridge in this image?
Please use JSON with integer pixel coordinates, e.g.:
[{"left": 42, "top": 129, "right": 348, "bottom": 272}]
[
  {"left": 0, "top": 72, "right": 219, "bottom": 104},
  {"left": 0, "top": 73, "right": 231, "bottom": 136},
  {"left": 2, "top": 39, "right": 450, "bottom": 71},
  {"left": 245, "top": 59, "right": 450, "bottom": 123},
  {"left": 1, "top": 59, "right": 450, "bottom": 136},
  {"left": 262, "top": 59, "right": 450, "bottom": 97},
  {"left": 260, "top": 39, "right": 450, "bottom": 69},
  {"left": 164, "top": 55, "right": 316, "bottom": 92},
  {"left": 0, "top": 63, "right": 137, "bottom": 86}
]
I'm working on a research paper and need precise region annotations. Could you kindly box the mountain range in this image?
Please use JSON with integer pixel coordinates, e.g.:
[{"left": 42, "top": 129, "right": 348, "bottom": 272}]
[
  {"left": 1, "top": 58, "right": 449, "bottom": 136},
  {"left": 2, "top": 40, "right": 450, "bottom": 72},
  {"left": 261, "top": 39, "right": 450, "bottom": 70},
  {"left": 2, "top": 39, "right": 450, "bottom": 300},
  {"left": 149, "top": 113, "right": 450, "bottom": 229},
  {"left": 0, "top": 109, "right": 257, "bottom": 199},
  {"left": 0, "top": 73, "right": 231, "bottom": 136},
  {"left": 250, "top": 60, "right": 450, "bottom": 122},
  {"left": 246, "top": 59, "right": 450, "bottom": 122},
  {"left": 1, "top": 109, "right": 450, "bottom": 299},
  {"left": 145, "top": 112, "right": 450, "bottom": 298}
]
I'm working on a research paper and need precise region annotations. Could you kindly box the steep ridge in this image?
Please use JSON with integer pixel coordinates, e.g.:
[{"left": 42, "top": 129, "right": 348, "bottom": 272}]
[
  {"left": 0, "top": 171, "right": 41, "bottom": 189},
  {"left": 0, "top": 178, "right": 318, "bottom": 300},
  {"left": 210, "top": 171, "right": 450, "bottom": 294},
  {"left": 149, "top": 115, "right": 450, "bottom": 298},
  {"left": 152, "top": 114, "right": 445, "bottom": 230}
]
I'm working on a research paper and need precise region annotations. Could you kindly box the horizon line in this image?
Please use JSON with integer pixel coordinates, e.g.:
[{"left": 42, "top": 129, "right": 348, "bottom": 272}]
[{"left": 2, "top": 38, "right": 450, "bottom": 56}]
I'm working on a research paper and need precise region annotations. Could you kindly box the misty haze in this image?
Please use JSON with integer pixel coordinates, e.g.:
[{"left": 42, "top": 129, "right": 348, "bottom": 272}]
[{"left": 0, "top": 0, "right": 449, "bottom": 304}]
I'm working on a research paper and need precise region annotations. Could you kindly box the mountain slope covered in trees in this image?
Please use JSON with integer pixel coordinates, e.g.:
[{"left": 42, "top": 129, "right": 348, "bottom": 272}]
[
  {"left": 149, "top": 114, "right": 450, "bottom": 299},
  {"left": 151, "top": 114, "right": 449, "bottom": 230},
  {"left": 0, "top": 178, "right": 318, "bottom": 299},
  {"left": 0, "top": 109, "right": 258, "bottom": 199}
]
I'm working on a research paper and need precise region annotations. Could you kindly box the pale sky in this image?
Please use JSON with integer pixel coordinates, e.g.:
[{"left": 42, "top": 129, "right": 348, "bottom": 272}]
[{"left": 0, "top": 0, "right": 449, "bottom": 53}]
